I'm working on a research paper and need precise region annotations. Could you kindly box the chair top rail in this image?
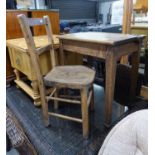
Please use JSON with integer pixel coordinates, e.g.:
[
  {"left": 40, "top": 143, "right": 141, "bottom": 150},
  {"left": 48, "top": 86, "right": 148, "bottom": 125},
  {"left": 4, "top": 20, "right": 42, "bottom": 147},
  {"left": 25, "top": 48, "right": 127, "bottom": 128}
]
[{"left": 27, "top": 18, "right": 45, "bottom": 26}]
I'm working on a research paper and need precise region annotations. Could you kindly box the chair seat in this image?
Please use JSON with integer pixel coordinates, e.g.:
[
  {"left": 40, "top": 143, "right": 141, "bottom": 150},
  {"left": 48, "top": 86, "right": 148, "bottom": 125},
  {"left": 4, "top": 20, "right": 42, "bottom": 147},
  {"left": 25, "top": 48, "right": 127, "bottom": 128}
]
[{"left": 44, "top": 65, "right": 95, "bottom": 88}]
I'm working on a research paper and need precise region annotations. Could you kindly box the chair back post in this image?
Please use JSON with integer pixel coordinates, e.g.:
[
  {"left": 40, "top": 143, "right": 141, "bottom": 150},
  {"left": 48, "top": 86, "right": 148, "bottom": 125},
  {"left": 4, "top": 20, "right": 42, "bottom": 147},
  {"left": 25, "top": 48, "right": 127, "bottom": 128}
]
[
  {"left": 17, "top": 14, "right": 44, "bottom": 88},
  {"left": 43, "top": 16, "right": 56, "bottom": 68},
  {"left": 18, "top": 14, "right": 36, "bottom": 51}
]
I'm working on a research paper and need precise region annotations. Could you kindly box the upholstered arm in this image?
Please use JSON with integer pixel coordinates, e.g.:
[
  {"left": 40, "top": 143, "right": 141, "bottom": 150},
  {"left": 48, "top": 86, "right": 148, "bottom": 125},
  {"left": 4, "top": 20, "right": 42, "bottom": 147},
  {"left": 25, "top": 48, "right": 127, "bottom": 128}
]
[{"left": 98, "top": 110, "right": 148, "bottom": 155}]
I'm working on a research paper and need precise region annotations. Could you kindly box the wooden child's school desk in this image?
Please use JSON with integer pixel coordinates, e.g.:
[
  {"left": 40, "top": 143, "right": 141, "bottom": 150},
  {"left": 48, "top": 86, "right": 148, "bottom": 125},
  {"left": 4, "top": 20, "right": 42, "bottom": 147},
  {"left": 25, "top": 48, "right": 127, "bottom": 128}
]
[{"left": 59, "top": 32, "right": 143, "bottom": 126}]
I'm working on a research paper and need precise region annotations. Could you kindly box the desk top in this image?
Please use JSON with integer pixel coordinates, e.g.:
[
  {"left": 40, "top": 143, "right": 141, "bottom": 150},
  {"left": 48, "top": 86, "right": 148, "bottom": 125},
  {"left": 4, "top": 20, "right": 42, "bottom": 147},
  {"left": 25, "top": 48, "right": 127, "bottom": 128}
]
[
  {"left": 59, "top": 32, "right": 142, "bottom": 46},
  {"left": 6, "top": 35, "right": 59, "bottom": 51}
]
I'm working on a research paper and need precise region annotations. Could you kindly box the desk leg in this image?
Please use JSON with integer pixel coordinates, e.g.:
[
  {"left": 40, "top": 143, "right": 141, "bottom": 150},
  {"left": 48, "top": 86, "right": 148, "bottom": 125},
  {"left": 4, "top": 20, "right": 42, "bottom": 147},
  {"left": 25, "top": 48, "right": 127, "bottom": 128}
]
[
  {"left": 81, "top": 87, "right": 89, "bottom": 139},
  {"left": 129, "top": 50, "right": 140, "bottom": 101},
  {"left": 104, "top": 51, "right": 117, "bottom": 127},
  {"left": 59, "top": 40, "right": 65, "bottom": 65},
  {"left": 31, "top": 80, "right": 41, "bottom": 106},
  {"left": 90, "top": 84, "right": 95, "bottom": 111}
]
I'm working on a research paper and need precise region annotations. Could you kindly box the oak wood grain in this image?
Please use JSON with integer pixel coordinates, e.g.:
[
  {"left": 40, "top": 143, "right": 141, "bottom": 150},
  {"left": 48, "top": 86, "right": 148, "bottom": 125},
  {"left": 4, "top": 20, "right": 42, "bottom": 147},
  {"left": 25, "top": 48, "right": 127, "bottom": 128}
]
[
  {"left": 6, "top": 11, "right": 28, "bottom": 80},
  {"left": 7, "top": 35, "right": 59, "bottom": 51},
  {"left": 59, "top": 32, "right": 141, "bottom": 46},
  {"left": 32, "top": 11, "right": 60, "bottom": 35},
  {"left": 44, "top": 65, "right": 95, "bottom": 88}
]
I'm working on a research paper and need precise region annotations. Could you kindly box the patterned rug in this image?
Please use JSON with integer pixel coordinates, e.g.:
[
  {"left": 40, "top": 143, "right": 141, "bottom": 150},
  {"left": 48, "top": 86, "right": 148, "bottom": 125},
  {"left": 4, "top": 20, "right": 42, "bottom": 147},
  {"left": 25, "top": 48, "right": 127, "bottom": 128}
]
[{"left": 6, "top": 84, "right": 147, "bottom": 155}]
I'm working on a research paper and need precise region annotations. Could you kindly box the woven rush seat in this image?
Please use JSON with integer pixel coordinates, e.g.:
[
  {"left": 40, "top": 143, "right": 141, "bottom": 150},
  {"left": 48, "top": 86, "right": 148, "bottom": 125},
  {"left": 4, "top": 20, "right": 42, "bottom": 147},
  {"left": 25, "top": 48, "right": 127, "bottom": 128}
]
[{"left": 44, "top": 65, "right": 95, "bottom": 88}]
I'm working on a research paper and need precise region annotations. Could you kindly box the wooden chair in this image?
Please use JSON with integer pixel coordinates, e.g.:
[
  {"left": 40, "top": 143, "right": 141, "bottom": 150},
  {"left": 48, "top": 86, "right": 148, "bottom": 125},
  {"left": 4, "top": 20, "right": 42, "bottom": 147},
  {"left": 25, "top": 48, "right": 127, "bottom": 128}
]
[{"left": 17, "top": 14, "right": 95, "bottom": 138}]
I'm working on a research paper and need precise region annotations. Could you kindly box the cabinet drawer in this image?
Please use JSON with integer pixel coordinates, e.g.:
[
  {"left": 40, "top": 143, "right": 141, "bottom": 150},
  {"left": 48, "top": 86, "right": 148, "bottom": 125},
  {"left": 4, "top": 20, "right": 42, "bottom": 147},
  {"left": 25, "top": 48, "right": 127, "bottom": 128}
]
[{"left": 8, "top": 47, "right": 31, "bottom": 77}]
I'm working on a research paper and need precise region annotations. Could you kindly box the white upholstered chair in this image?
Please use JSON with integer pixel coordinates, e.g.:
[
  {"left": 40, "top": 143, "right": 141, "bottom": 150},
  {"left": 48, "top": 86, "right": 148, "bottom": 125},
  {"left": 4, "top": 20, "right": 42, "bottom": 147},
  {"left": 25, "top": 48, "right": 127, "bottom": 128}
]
[{"left": 98, "top": 110, "right": 148, "bottom": 155}]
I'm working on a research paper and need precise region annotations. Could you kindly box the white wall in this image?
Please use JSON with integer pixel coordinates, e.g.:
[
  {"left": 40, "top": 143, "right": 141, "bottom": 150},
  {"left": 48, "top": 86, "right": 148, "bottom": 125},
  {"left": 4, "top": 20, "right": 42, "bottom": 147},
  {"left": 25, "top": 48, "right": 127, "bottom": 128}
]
[
  {"left": 16, "top": 0, "right": 35, "bottom": 9},
  {"left": 98, "top": 1, "right": 113, "bottom": 25},
  {"left": 111, "top": 0, "right": 124, "bottom": 25},
  {"left": 99, "top": 0, "right": 125, "bottom": 25},
  {"left": 36, "top": 0, "right": 46, "bottom": 9},
  {"left": 16, "top": 0, "right": 47, "bottom": 10}
]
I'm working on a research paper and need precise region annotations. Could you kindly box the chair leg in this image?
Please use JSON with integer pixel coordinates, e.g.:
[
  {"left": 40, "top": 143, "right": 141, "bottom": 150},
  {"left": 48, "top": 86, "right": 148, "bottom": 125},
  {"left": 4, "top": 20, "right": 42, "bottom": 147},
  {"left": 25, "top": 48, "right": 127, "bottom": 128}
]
[
  {"left": 81, "top": 87, "right": 89, "bottom": 139},
  {"left": 54, "top": 89, "right": 59, "bottom": 110},
  {"left": 42, "top": 98, "right": 50, "bottom": 127},
  {"left": 90, "top": 84, "right": 95, "bottom": 111},
  {"left": 39, "top": 87, "right": 50, "bottom": 127}
]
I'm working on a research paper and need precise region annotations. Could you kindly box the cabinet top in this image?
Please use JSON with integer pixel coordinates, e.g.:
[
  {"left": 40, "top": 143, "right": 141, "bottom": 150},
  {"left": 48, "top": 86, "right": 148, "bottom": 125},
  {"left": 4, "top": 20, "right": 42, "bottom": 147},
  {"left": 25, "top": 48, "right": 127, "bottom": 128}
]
[
  {"left": 6, "top": 35, "right": 59, "bottom": 52},
  {"left": 6, "top": 9, "right": 59, "bottom": 12}
]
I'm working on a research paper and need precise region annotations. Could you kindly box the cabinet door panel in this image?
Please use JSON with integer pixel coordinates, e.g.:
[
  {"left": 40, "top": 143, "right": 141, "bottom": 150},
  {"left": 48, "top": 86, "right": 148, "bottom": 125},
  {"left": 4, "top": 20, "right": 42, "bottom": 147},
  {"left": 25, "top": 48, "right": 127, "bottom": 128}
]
[
  {"left": 6, "top": 11, "right": 28, "bottom": 39},
  {"left": 6, "top": 10, "right": 28, "bottom": 80},
  {"left": 32, "top": 11, "right": 60, "bottom": 35}
]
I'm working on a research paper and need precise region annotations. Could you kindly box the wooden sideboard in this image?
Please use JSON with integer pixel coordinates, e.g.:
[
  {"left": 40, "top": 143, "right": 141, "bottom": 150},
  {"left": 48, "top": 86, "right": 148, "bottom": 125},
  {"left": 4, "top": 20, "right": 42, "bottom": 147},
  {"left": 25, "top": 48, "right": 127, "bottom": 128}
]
[
  {"left": 6, "top": 9, "right": 60, "bottom": 82},
  {"left": 6, "top": 9, "right": 60, "bottom": 39},
  {"left": 7, "top": 35, "right": 59, "bottom": 106}
]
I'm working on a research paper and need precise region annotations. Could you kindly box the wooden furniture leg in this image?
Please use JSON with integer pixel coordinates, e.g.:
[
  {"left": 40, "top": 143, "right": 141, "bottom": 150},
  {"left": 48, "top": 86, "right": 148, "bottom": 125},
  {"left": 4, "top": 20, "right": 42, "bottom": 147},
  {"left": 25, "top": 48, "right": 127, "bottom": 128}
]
[
  {"left": 31, "top": 81, "right": 41, "bottom": 106},
  {"left": 129, "top": 50, "right": 140, "bottom": 101},
  {"left": 90, "top": 84, "right": 95, "bottom": 111},
  {"left": 59, "top": 41, "right": 65, "bottom": 65},
  {"left": 14, "top": 69, "right": 20, "bottom": 88},
  {"left": 81, "top": 87, "right": 89, "bottom": 139},
  {"left": 54, "top": 89, "right": 59, "bottom": 110},
  {"left": 140, "top": 85, "right": 148, "bottom": 100},
  {"left": 117, "top": 105, "right": 125, "bottom": 117},
  {"left": 42, "top": 94, "right": 49, "bottom": 127},
  {"left": 104, "top": 50, "right": 117, "bottom": 127},
  {"left": 14, "top": 70, "right": 41, "bottom": 106}
]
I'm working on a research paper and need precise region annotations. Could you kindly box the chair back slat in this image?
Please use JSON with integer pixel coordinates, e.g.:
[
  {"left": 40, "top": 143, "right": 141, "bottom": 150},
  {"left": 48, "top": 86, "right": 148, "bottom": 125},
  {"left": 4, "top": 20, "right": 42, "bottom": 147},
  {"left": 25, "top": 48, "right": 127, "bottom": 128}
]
[
  {"left": 43, "top": 16, "right": 56, "bottom": 67},
  {"left": 28, "top": 18, "right": 45, "bottom": 26}
]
